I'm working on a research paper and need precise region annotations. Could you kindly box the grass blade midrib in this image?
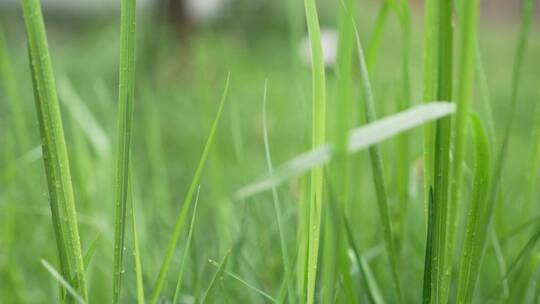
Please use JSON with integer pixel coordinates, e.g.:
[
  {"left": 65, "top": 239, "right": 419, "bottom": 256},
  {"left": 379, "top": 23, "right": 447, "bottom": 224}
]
[{"left": 112, "top": 0, "right": 137, "bottom": 302}]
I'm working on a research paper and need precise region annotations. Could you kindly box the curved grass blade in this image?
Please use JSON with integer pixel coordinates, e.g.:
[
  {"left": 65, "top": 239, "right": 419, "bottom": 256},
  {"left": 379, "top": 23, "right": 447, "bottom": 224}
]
[
  {"left": 112, "top": 0, "right": 137, "bottom": 301},
  {"left": 200, "top": 251, "right": 231, "bottom": 304},
  {"left": 172, "top": 186, "right": 201, "bottom": 304},
  {"left": 41, "top": 260, "right": 85, "bottom": 304},
  {"left": 20, "top": 0, "right": 87, "bottom": 300},
  {"left": 150, "top": 74, "right": 229, "bottom": 304},
  {"left": 262, "top": 81, "right": 295, "bottom": 304},
  {"left": 234, "top": 102, "right": 455, "bottom": 200},
  {"left": 352, "top": 21, "right": 403, "bottom": 302},
  {"left": 456, "top": 114, "right": 490, "bottom": 304},
  {"left": 303, "top": 0, "right": 327, "bottom": 302}
]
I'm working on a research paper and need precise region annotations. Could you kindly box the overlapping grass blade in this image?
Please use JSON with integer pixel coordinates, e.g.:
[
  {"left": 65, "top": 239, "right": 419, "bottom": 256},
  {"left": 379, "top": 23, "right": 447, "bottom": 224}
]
[
  {"left": 172, "top": 186, "right": 201, "bottom": 304},
  {"left": 473, "top": 1, "right": 536, "bottom": 298},
  {"left": 456, "top": 114, "right": 490, "bottom": 303},
  {"left": 83, "top": 233, "right": 101, "bottom": 271},
  {"left": 129, "top": 174, "right": 145, "bottom": 304},
  {"left": 447, "top": 0, "right": 480, "bottom": 298},
  {"left": 344, "top": 217, "right": 384, "bottom": 304},
  {"left": 422, "top": 0, "right": 454, "bottom": 301},
  {"left": 235, "top": 102, "right": 455, "bottom": 200},
  {"left": 112, "top": 0, "right": 137, "bottom": 301},
  {"left": 262, "top": 80, "right": 295, "bottom": 303},
  {"left": 303, "top": 0, "right": 327, "bottom": 302},
  {"left": 422, "top": 188, "right": 435, "bottom": 304},
  {"left": 352, "top": 20, "right": 403, "bottom": 303},
  {"left": 208, "top": 259, "right": 279, "bottom": 304},
  {"left": 150, "top": 74, "right": 229, "bottom": 303},
  {"left": 20, "top": 0, "right": 87, "bottom": 301},
  {"left": 322, "top": 0, "right": 356, "bottom": 302},
  {"left": 200, "top": 251, "right": 231, "bottom": 304},
  {"left": 41, "top": 260, "right": 85, "bottom": 304}
]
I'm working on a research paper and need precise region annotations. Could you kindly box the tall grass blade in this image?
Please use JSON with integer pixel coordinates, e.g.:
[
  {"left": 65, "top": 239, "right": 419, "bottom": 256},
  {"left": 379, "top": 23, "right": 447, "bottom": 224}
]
[
  {"left": 423, "top": 188, "right": 435, "bottom": 304},
  {"left": 422, "top": 0, "right": 454, "bottom": 301},
  {"left": 446, "top": 0, "right": 480, "bottom": 298},
  {"left": 352, "top": 21, "right": 403, "bottom": 303},
  {"left": 235, "top": 102, "right": 455, "bottom": 200},
  {"left": 20, "top": 0, "right": 87, "bottom": 300},
  {"left": 456, "top": 114, "right": 490, "bottom": 304},
  {"left": 112, "top": 0, "right": 137, "bottom": 301},
  {"left": 303, "top": 0, "right": 327, "bottom": 301},
  {"left": 172, "top": 186, "right": 201, "bottom": 304},
  {"left": 262, "top": 80, "right": 295, "bottom": 303},
  {"left": 322, "top": 0, "right": 356, "bottom": 301},
  {"left": 150, "top": 74, "right": 229, "bottom": 303}
]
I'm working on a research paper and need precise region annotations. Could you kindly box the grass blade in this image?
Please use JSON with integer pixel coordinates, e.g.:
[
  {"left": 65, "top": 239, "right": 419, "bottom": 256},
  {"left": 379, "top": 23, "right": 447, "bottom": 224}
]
[
  {"left": 112, "top": 0, "right": 137, "bottom": 301},
  {"left": 83, "top": 233, "right": 101, "bottom": 271},
  {"left": 422, "top": 0, "right": 454, "bottom": 301},
  {"left": 235, "top": 102, "right": 455, "bottom": 200},
  {"left": 41, "top": 259, "right": 85, "bottom": 304},
  {"left": 20, "top": 0, "right": 87, "bottom": 300},
  {"left": 129, "top": 174, "right": 145, "bottom": 304},
  {"left": 262, "top": 80, "right": 295, "bottom": 303},
  {"left": 150, "top": 74, "right": 229, "bottom": 303},
  {"left": 352, "top": 20, "right": 403, "bottom": 303},
  {"left": 172, "top": 186, "right": 201, "bottom": 304},
  {"left": 456, "top": 114, "right": 490, "bottom": 304},
  {"left": 303, "top": 0, "right": 327, "bottom": 302},
  {"left": 343, "top": 216, "right": 384, "bottom": 304},
  {"left": 200, "top": 251, "right": 231, "bottom": 304},
  {"left": 208, "top": 259, "right": 279, "bottom": 304},
  {"left": 446, "top": 0, "right": 480, "bottom": 298}
]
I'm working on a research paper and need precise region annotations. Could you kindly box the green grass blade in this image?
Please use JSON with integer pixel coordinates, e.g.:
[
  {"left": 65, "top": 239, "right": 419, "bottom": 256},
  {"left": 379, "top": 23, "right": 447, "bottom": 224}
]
[
  {"left": 365, "top": 0, "right": 390, "bottom": 70},
  {"left": 446, "top": 0, "right": 480, "bottom": 298},
  {"left": 129, "top": 174, "right": 145, "bottom": 304},
  {"left": 41, "top": 260, "right": 85, "bottom": 304},
  {"left": 343, "top": 216, "right": 384, "bottom": 304},
  {"left": 262, "top": 80, "right": 295, "bottom": 303},
  {"left": 150, "top": 74, "right": 229, "bottom": 303},
  {"left": 112, "top": 0, "right": 137, "bottom": 301},
  {"left": 208, "top": 259, "right": 279, "bottom": 304},
  {"left": 456, "top": 114, "right": 490, "bottom": 304},
  {"left": 200, "top": 251, "right": 231, "bottom": 304},
  {"left": 322, "top": 0, "right": 357, "bottom": 301},
  {"left": 352, "top": 21, "right": 403, "bottom": 303},
  {"left": 303, "top": 0, "right": 327, "bottom": 302},
  {"left": 422, "top": 0, "right": 454, "bottom": 301},
  {"left": 83, "top": 233, "right": 101, "bottom": 271},
  {"left": 20, "top": 0, "right": 87, "bottom": 301},
  {"left": 423, "top": 188, "right": 435, "bottom": 304},
  {"left": 235, "top": 102, "right": 455, "bottom": 200},
  {"left": 172, "top": 186, "right": 201, "bottom": 304}
]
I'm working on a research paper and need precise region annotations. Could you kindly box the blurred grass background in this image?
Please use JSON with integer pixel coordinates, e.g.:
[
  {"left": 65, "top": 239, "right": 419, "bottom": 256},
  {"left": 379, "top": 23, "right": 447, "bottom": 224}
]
[{"left": 1, "top": 0, "right": 540, "bottom": 302}]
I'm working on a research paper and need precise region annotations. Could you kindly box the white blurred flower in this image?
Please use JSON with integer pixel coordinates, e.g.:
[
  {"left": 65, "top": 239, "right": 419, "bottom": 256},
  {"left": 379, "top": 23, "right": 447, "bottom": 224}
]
[{"left": 299, "top": 28, "right": 338, "bottom": 67}]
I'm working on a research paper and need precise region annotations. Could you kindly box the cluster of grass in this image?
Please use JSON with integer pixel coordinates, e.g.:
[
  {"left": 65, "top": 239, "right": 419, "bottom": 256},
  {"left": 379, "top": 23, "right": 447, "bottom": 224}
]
[{"left": 1, "top": 0, "right": 540, "bottom": 303}]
